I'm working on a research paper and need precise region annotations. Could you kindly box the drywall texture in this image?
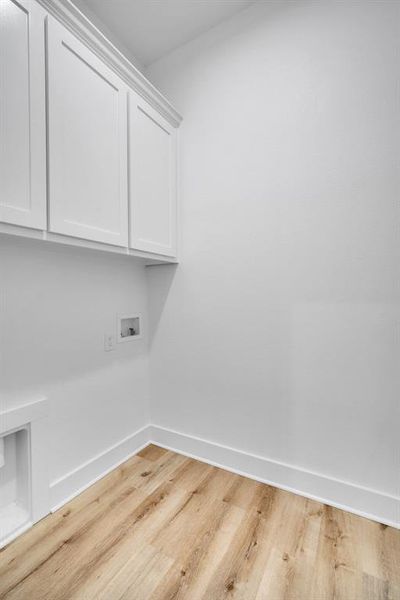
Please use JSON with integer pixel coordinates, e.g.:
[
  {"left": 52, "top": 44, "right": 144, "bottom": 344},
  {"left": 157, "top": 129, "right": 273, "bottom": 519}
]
[
  {"left": 147, "top": 0, "right": 400, "bottom": 498},
  {"left": 0, "top": 236, "right": 149, "bottom": 485}
]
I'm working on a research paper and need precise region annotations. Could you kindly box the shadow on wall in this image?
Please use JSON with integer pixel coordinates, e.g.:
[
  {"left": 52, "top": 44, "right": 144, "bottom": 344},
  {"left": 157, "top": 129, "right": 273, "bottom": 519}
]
[{"left": 147, "top": 264, "right": 178, "bottom": 349}]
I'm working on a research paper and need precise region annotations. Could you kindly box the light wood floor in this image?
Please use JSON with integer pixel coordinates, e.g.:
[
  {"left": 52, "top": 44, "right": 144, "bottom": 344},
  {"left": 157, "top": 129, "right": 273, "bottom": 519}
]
[{"left": 0, "top": 446, "right": 399, "bottom": 600}]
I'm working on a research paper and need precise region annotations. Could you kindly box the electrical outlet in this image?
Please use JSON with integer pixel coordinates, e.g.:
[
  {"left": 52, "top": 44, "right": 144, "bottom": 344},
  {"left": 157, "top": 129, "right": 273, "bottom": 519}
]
[{"left": 104, "top": 333, "right": 116, "bottom": 352}]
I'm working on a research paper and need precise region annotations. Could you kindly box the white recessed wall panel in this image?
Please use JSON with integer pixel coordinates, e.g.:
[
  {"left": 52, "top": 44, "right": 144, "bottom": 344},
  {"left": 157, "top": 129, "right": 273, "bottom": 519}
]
[
  {"left": 129, "top": 93, "right": 177, "bottom": 257},
  {"left": 0, "top": 0, "right": 46, "bottom": 229},
  {"left": 47, "top": 18, "right": 128, "bottom": 246}
]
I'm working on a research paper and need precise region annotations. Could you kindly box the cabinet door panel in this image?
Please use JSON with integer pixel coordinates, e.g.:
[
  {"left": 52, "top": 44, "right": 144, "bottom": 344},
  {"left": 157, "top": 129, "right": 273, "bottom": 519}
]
[
  {"left": 47, "top": 18, "right": 128, "bottom": 246},
  {"left": 0, "top": 0, "right": 46, "bottom": 229},
  {"left": 129, "top": 93, "right": 177, "bottom": 257}
]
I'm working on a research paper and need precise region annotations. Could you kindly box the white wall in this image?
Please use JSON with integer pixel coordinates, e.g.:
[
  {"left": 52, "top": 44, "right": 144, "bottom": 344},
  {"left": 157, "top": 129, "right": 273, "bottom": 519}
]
[
  {"left": 147, "top": 0, "right": 400, "bottom": 501},
  {"left": 0, "top": 236, "right": 149, "bottom": 489}
]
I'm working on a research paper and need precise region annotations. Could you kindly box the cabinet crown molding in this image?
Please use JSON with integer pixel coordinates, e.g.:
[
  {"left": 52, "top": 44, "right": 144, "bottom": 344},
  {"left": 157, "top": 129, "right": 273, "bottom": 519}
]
[{"left": 37, "top": 0, "right": 182, "bottom": 128}]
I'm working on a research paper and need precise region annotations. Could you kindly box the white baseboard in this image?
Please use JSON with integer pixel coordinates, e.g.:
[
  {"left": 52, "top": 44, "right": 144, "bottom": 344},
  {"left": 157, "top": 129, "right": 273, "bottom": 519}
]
[
  {"left": 150, "top": 425, "right": 400, "bottom": 529},
  {"left": 45, "top": 422, "right": 400, "bottom": 529},
  {"left": 0, "top": 520, "right": 33, "bottom": 550},
  {"left": 50, "top": 425, "right": 151, "bottom": 512}
]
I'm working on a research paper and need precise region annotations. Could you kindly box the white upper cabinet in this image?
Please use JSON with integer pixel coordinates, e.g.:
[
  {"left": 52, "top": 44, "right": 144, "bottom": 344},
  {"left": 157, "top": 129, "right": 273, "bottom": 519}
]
[
  {"left": 47, "top": 18, "right": 128, "bottom": 247},
  {"left": 0, "top": 0, "right": 46, "bottom": 229},
  {"left": 129, "top": 92, "right": 177, "bottom": 257},
  {"left": 0, "top": 0, "right": 181, "bottom": 259}
]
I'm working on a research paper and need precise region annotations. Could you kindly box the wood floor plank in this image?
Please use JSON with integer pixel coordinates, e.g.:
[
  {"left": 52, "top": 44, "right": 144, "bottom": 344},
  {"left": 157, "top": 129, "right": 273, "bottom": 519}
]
[
  {"left": 127, "top": 450, "right": 188, "bottom": 495},
  {"left": 137, "top": 444, "right": 169, "bottom": 462},
  {"left": 66, "top": 486, "right": 191, "bottom": 600},
  {"left": 0, "top": 446, "right": 399, "bottom": 600},
  {"left": 258, "top": 497, "right": 323, "bottom": 600},
  {"left": 79, "top": 544, "right": 174, "bottom": 600},
  {"left": 150, "top": 485, "right": 233, "bottom": 563},
  {"left": 111, "top": 546, "right": 173, "bottom": 600},
  {"left": 200, "top": 489, "right": 279, "bottom": 599},
  {"left": 149, "top": 498, "right": 236, "bottom": 600},
  {"left": 167, "top": 455, "right": 214, "bottom": 492},
  {"left": 171, "top": 504, "right": 248, "bottom": 600},
  {"left": 1, "top": 453, "right": 187, "bottom": 600},
  {"left": 0, "top": 455, "right": 151, "bottom": 597},
  {"left": 2, "top": 485, "right": 150, "bottom": 600}
]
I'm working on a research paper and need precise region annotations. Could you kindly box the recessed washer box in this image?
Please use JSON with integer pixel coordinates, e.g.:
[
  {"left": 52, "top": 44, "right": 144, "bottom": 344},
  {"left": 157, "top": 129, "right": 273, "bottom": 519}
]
[
  {"left": 117, "top": 314, "right": 142, "bottom": 342},
  {"left": 0, "top": 397, "right": 49, "bottom": 549}
]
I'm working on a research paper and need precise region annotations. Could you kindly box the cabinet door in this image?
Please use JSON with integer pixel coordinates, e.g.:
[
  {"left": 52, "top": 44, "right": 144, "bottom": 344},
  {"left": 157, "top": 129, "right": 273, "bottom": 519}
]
[
  {"left": 129, "top": 93, "right": 177, "bottom": 257},
  {"left": 0, "top": 0, "right": 46, "bottom": 229},
  {"left": 47, "top": 18, "right": 128, "bottom": 246}
]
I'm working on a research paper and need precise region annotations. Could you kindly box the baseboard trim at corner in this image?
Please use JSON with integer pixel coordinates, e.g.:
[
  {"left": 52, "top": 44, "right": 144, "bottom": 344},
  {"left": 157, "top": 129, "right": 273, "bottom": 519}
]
[
  {"left": 50, "top": 425, "right": 151, "bottom": 512},
  {"left": 150, "top": 425, "right": 400, "bottom": 529},
  {"left": 0, "top": 521, "right": 33, "bottom": 550},
  {"left": 48, "top": 423, "right": 400, "bottom": 529}
]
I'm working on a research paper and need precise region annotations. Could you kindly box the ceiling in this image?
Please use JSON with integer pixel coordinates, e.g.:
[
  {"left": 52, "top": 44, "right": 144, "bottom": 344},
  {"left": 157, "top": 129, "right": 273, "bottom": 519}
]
[{"left": 73, "top": 0, "right": 256, "bottom": 67}]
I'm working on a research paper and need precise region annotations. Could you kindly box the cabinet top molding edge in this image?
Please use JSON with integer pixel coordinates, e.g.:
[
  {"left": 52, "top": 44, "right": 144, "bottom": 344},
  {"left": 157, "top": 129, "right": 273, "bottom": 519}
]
[{"left": 37, "top": 0, "right": 182, "bottom": 127}]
